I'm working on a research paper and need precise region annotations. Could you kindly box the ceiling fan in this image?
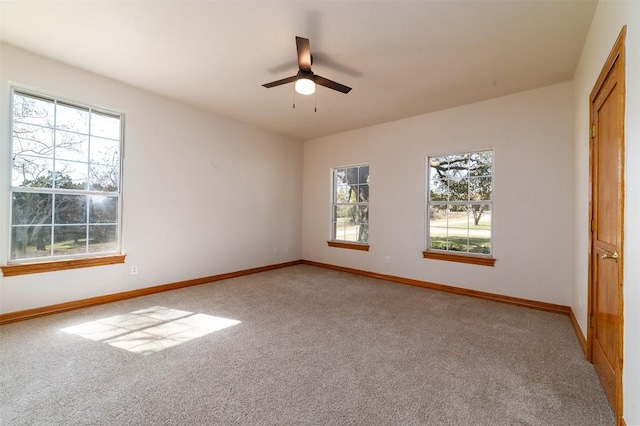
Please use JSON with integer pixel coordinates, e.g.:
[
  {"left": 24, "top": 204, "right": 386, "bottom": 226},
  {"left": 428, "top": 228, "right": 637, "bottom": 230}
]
[{"left": 262, "top": 36, "right": 352, "bottom": 95}]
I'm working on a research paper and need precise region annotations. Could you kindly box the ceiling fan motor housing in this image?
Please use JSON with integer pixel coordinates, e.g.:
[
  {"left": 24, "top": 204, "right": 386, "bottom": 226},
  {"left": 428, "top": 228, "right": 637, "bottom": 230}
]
[{"left": 297, "top": 70, "right": 315, "bottom": 80}]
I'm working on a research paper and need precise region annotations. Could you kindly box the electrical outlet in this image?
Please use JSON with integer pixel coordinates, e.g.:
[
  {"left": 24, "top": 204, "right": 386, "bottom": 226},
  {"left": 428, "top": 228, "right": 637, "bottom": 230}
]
[
  {"left": 273, "top": 247, "right": 278, "bottom": 254},
  {"left": 385, "top": 256, "right": 390, "bottom": 264},
  {"left": 131, "top": 265, "right": 138, "bottom": 275},
  {"left": 285, "top": 246, "right": 288, "bottom": 253}
]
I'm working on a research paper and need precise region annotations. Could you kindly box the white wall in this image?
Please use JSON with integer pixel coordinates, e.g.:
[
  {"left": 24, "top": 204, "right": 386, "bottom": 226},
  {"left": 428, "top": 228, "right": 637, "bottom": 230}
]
[
  {"left": 571, "top": 1, "right": 640, "bottom": 424},
  {"left": 302, "top": 82, "right": 574, "bottom": 306},
  {"left": 0, "top": 44, "right": 303, "bottom": 314}
]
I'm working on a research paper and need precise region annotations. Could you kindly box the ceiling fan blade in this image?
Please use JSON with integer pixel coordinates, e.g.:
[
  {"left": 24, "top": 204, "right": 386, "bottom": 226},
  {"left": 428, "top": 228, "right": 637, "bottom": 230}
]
[
  {"left": 314, "top": 75, "right": 352, "bottom": 94},
  {"left": 296, "top": 36, "right": 312, "bottom": 71},
  {"left": 262, "top": 75, "right": 297, "bottom": 88}
]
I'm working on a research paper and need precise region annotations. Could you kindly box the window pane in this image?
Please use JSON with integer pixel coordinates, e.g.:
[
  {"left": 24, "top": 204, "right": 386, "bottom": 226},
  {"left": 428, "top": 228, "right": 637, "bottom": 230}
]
[
  {"left": 357, "top": 223, "right": 369, "bottom": 243},
  {"left": 356, "top": 205, "right": 369, "bottom": 243},
  {"left": 90, "top": 137, "right": 120, "bottom": 167},
  {"left": 13, "top": 93, "right": 55, "bottom": 127},
  {"left": 55, "top": 131, "right": 89, "bottom": 162},
  {"left": 469, "top": 151, "right": 492, "bottom": 177},
  {"left": 469, "top": 204, "right": 491, "bottom": 254},
  {"left": 89, "top": 164, "right": 119, "bottom": 192},
  {"left": 429, "top": 156, "right": 445, "bottom": 172},
  {"left": 334, "top": 205, "right": 358, "bottom": 241},
  {"left": 54, "top": 194, "right": 87, "bottom": 224},
  {"left": 357, "top": 184, "right": 369, "bottom": 202},
  {"left": 430, "top": 157, "right": 460, "bottom": 201},
  {"left": 429, "top": 172, "right": 448, "bottom": 201},
  {"left": 430, "top": 205, "right": 471, "bottom": 253},
  {"left": 54, "top": 160, "right": 88, "bottom": 189},
  {"left": 448, "top": 179, "right": 469, "bottom": 201},
  {"left": 56, "top": 103, "right": 89, "bottom": 133},
  {"left": 334, "top": 221, "right": 347, "bottom": 241},
  {"left": 439, "top": 155, "right": 468, "bottom": 180},
  {"left": 469, "top": 177, "right": 492, "bottom": 201},
  {"left": 344, "top": 167, "right": 360, "bottom": 187},
  {"left": 335, "top": 185, "right": 350, "bottom": 203},
  {"left": 335, "top": 205, "right": 355, "bottom": 225},
  {"left": 335, "top": 169, "right": 346, "bottom": 186},
  {"left": 53, "top": 225, "right": 87, "bottom": 256},
  {"left": 358, "top": 165, "right": 370, "bottom": 184},
  {"left": 89, "top": 196, "right": 118, "bottom": 223},
  {"left": 448, "top": 206, "right": 470, "bottom": 252},
  {"left": 13, "top": 123, "right": 54, "bottom": 157},
  {"left": 12, "top": 155, "right": 53, "bottom": 187},
  {"left": 91, "top": 112, "right": 120, "bottom": 140},
  {"left": 11, "top": 226, "right": 52, "bottom": 259},
  {"left": 12, "top": 192, "right": 52, "bottom": 225},
  {"left": 356, "top": 205, "right": 369, "bottom": 225},
  {"left": 89, "top": 225, "right": 117, "bottom": 252},
  {"left": 429, "top": 205, "right": 449, "bottom": 250}
]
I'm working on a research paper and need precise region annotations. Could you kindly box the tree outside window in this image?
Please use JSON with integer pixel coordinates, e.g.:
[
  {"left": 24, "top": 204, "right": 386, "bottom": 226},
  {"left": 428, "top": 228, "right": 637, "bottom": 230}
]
[{"left": 427, "top": 150, "right": 493, "bottom": 255}]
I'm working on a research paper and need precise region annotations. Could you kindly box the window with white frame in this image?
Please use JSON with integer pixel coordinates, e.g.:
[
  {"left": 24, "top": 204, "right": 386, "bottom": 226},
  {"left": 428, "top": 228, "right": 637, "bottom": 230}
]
[
  {"left": 9, "top": 89, "right": 123, "bottom": 262},
  {"left": 332, "top": 165, "right": 369, "bottom": 244},
  {"left": 427, "top": 150, "right": 493, "bottom": 256}
]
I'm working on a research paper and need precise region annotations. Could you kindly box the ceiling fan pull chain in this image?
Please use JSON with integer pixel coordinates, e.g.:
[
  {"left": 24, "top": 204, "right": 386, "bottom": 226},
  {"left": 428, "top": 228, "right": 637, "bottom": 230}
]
[
  {"left": 293, "top": 86, "right": 296, "bottom": 109},
  {"left": 315, "top": 90, "right": 317, "bottom": 112}
]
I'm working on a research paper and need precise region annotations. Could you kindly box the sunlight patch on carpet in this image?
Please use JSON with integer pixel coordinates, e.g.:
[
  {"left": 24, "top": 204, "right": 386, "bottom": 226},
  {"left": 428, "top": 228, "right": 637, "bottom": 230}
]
[{"left": 60, "top": 306, "right": 240, "bottom": 354}]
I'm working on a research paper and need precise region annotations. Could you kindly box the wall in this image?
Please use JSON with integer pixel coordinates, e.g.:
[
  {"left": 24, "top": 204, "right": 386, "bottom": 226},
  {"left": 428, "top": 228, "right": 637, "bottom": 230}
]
[
  {"left": 571, "top": 1, "right": 640, "bottom": 424},
  {"left": 0, "top": 44, "right": 303, "bottom": 314},
  {"left": 302, "top": 82, "right": 574, "bottom": 306}
]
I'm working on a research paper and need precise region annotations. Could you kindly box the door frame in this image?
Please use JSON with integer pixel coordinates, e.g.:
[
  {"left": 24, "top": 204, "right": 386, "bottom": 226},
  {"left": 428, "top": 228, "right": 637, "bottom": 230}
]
[{"left": 587, "top": 25, "right": 626, "bottom": 423}]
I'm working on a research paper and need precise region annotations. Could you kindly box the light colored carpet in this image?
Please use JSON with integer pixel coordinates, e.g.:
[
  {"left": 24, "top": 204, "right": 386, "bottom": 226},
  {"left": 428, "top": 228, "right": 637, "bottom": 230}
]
[{"left": 0, "top": 265, "right": 614, "bottom": 425}]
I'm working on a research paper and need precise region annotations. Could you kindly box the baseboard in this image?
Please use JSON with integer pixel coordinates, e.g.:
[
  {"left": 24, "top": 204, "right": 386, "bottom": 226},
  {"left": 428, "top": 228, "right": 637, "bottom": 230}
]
[
  {"left": 302, "top": 260, "right": 571, "bottom": 315},
  {"left": 0, "top": 260, "right": 302, "bottom": 325},
  {"left": 0, "top": 259, "right": 577, "bottom": 329},
  {"left": 569, "top": 308, "right": 589, "bottom": 358}
]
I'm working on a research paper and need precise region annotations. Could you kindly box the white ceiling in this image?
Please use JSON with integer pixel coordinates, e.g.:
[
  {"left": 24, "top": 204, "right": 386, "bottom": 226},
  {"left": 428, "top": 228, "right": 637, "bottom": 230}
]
[{"left": 0, "top": 1, "right": 597, "bottom": 141}]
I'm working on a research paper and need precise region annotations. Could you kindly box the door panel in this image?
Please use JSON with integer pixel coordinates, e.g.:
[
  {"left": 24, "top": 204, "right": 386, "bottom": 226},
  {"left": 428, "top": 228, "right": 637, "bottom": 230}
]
[
  {"left": 589, "top": 26, "right": 625, "bottom": 423},
  {"left": 592, "top": 71, "right": 621, "bottom": 409}
]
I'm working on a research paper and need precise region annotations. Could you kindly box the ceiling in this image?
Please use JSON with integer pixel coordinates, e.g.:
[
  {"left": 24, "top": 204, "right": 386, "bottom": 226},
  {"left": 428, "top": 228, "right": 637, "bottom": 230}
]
[{"left": 0, "top": 1, "right": 597, "bottom": 141}]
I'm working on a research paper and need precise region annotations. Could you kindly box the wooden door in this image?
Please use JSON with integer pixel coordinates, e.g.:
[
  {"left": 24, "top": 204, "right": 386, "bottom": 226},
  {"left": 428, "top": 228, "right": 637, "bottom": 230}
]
[{"left": 589, "top": 26, "right": 625, "bottom": 422}]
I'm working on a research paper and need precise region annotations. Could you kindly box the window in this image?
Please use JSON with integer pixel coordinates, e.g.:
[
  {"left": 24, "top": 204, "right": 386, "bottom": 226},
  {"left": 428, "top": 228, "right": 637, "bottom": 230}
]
[
  {"left": 331, "top": 165, "right": 369, "bottom": 247},
  {"left": 8, "top": 89, "right": 123, "bottom": 263},
  {"left": 425, "top": 150, "right": 493, "bottom": 264}
]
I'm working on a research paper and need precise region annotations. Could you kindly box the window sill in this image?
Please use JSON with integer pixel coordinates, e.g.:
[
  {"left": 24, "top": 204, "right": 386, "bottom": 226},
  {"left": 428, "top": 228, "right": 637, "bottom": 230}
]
[
  {"left": 327, "top": 241, "right": 370, "bottom": 252},
  {"left": 1, "top": 254, "right": 127, "bottom": 277},
  {"left": 422, "top": 251, "right": 495, "bottom": 267}
]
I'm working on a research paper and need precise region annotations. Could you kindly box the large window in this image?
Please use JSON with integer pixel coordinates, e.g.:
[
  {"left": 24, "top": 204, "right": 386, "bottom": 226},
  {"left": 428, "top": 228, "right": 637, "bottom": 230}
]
[
  {"left": 426, "top": 150, "right": 493, "bottom": 259},
  {"left": 9, "top": 89, "right": 123, "bottom": 263},
  {"left": 332, "top": 165, "right": 369, "bottom": 245}
]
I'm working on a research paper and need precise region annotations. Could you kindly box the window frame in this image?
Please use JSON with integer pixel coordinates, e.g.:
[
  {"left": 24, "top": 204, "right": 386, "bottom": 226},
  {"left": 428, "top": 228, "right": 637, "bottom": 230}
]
[
  {"left": 5, "top": 87, "right": 125, "bottom": 268},
  {"left": 329, "top": 164, "right": 370, "bottom": 250},
  {"left": 424, "top": 149, "right": 495, "bottom": 266}
]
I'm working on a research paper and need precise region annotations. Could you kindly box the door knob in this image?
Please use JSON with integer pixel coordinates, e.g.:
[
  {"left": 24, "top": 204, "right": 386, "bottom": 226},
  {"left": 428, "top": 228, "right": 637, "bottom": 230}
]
[{"left": 601, "top": 251, "right": 619, "bottom": 260}]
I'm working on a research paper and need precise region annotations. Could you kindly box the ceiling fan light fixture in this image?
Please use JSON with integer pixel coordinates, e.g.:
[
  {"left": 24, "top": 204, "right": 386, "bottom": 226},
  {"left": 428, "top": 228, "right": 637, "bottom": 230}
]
[{"left": 295, "top": 76, "right": 316, "bottom": 95}]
